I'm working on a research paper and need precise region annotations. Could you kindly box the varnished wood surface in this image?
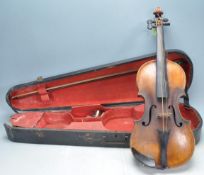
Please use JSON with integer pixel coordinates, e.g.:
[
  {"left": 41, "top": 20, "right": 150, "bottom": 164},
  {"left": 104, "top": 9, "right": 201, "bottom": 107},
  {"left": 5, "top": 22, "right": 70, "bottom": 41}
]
[{"left": 130, "top": 60, "right": 195, "bottom": 168}]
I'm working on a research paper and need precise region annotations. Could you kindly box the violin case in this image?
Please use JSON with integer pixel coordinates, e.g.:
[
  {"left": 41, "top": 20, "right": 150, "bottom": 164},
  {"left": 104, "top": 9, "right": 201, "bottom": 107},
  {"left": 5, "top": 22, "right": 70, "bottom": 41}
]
[{"left": 4, "top": 49, "right": 202, "bottom": 147}]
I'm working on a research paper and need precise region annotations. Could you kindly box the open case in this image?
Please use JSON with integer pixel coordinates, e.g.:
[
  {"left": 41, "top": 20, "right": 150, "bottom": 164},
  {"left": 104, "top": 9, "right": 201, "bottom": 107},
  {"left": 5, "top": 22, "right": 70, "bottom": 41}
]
[{"left": 4, "top": 50, "right": 202, "bottom": 147}]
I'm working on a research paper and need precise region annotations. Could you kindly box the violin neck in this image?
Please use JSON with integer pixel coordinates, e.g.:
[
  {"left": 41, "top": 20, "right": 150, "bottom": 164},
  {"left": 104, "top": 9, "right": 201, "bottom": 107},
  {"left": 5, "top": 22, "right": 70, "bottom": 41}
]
[{"left": 156, "top": 25, "right": 169, "bottom": 99}]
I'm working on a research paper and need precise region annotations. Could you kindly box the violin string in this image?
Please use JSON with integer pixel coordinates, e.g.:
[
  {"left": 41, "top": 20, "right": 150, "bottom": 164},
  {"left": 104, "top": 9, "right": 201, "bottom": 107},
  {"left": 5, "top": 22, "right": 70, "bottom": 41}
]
[
  {"left": 160, "top": 73, "right": 165, "bottom": 132},
  {"left": 165, "top": 80, "right": 168, "bottom": 131},
  {"left": 164, "top": 46, "right": 168, "bottom": 131},
  {"left": 160, "top": 24, "right": 165, "bottom": 132},
  {"left": 157, "top": 18, "right": 166, "bottom": 133},
  {"left": 162, "top": 96, "right": 165, "bottom": 132},
  {"left": 160, "top": 21, "right": 168, "bottom": 133}
]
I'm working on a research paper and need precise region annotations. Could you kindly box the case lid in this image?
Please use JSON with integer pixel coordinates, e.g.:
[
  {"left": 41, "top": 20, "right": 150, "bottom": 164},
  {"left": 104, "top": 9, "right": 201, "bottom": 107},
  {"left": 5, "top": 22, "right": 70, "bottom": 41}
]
[{"left": 7, "top": 50, "right": 193, "bottom": 112}]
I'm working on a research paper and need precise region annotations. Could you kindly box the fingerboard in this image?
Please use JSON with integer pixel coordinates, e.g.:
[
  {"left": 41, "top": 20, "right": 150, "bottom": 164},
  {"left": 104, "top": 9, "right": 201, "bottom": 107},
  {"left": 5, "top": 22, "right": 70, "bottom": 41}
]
[{"left": 156, "top": 25, "right": 169, "bottom": 98}]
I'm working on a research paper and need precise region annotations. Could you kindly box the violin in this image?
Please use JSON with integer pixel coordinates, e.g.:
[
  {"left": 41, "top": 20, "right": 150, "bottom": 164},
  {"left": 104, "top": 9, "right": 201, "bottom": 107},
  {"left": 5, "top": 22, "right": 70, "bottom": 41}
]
[{"left": 130, "top": 7, "right": 195, "bottom": 169}]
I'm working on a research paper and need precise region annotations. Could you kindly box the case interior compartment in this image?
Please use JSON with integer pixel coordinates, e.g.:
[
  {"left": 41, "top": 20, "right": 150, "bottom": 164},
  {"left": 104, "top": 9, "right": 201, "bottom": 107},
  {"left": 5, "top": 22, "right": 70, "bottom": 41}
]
[{"left": 10, "top": 104, "right": 201, "bottom": 133}]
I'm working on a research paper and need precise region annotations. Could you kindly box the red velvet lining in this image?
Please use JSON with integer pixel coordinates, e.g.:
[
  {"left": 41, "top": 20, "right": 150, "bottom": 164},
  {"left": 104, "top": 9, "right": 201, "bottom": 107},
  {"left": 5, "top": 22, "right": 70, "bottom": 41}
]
[
  {"left": 9, "top": 52, "right": 191, "bottom": 111},
  {"left": 10, "top": 104, "right": 200, "bottom": 132}
]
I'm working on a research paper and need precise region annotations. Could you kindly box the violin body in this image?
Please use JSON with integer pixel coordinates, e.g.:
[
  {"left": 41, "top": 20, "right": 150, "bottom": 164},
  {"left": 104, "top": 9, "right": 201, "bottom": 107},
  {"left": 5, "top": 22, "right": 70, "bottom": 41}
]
[
  {"left": 130, "top": 7, "right": 195, "bottom": 169},
  {"left": 130, "top": 60, "right": 195, "bottom": 168}
]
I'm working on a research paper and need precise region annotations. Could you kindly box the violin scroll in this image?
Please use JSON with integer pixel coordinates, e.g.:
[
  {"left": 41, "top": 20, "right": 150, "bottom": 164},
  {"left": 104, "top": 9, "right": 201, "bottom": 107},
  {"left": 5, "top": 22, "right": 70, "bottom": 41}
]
[{"left": 147, "top": 7, "right": 170, "bottom": 30}]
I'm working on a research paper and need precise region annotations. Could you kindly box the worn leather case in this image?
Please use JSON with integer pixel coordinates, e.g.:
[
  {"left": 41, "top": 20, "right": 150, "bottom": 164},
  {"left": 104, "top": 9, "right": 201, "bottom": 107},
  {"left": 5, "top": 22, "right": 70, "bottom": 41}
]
[{"left": 4, "top": 50, "right": 202, "bottom": 147}]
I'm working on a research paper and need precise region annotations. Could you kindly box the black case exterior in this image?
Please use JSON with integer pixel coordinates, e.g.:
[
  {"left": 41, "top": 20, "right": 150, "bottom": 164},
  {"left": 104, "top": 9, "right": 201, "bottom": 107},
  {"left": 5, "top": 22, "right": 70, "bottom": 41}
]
[
  {"left": 4, "top": 50, "right": 202, "bottom": 147},
  {"left": 4, "top": 124, "right": 130, "bottom": 147},
  {"left": 4, "top": 113, "right": 202, "bottom": 147}
]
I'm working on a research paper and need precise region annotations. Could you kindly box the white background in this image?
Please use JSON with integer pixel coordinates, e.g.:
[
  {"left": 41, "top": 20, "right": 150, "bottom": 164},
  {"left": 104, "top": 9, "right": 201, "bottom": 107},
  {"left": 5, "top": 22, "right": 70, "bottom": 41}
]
[{"left": 0, "top": 0, "right": 204, "bottom": 175}]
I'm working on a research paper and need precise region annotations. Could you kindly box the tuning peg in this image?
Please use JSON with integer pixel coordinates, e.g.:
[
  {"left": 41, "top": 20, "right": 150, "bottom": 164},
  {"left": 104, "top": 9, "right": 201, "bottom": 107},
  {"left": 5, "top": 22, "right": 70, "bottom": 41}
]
[
  {"left": 147, "top": 20, "right": 153, "bottom": 30},
  {"left": 163, "top": 22, "right": 170, "bottom": 26},
  {"left": 163, "top": 18, "right": 169, "bottom": 22},
  {"left": 147, "top": 19, "right": 156, "bottom": 30}
]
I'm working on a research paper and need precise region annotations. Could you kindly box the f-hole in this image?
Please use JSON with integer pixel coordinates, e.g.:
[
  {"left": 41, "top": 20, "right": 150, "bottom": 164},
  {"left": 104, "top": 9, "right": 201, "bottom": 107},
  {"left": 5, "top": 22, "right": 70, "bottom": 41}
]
[
  {"left": 142, "top": 105, "right": 156, "bottom": 126},
  {"left": 169, "top": 105, "right": 183, "bottom": 127}
]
